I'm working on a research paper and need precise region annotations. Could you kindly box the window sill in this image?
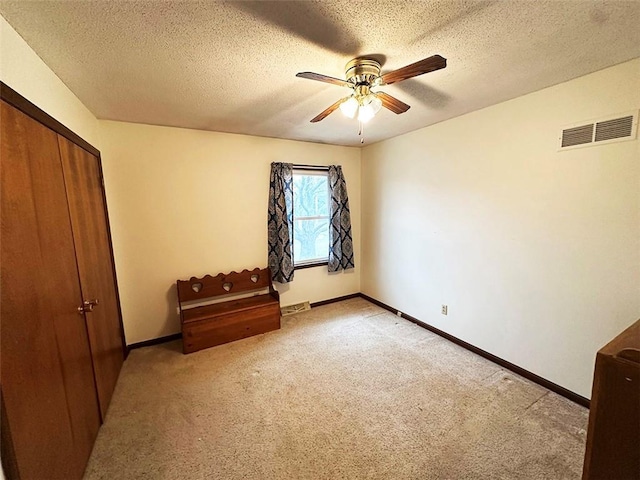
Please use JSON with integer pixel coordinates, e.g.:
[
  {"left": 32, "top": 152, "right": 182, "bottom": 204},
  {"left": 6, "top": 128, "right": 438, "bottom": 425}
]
[{"left": 294, "top": 261, "right": 328, "bottom": 271}]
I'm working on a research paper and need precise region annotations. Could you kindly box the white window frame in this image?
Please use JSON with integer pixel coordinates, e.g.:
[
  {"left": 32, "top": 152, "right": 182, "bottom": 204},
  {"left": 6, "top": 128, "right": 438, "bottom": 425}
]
[{"left": 292, "top": 167, "right": 330, "bottom": 268}]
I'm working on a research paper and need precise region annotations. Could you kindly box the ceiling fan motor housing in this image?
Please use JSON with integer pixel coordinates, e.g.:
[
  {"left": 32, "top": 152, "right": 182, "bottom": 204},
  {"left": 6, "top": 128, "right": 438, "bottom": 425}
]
[{"left": 345, "top": 58, "right": 381, "bottom": 86}]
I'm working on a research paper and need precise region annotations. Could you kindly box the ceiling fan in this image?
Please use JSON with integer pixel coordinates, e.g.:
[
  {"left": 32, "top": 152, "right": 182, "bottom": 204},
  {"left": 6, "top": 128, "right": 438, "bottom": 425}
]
[{"left": 296, "top": 54, "right": 447, "bottom": 134}]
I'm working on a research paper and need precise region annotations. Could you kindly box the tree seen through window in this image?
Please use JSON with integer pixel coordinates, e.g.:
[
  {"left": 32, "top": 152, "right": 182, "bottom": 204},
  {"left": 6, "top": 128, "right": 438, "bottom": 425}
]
[{"left": 292, "top": 171, "right": 329, "bottom": 265}]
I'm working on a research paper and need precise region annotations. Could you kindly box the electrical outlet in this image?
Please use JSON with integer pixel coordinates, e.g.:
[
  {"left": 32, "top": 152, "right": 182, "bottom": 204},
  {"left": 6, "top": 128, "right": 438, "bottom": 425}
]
[
  {"left": 396, "top": 311, "right": 402, "bottom": 317},
  {"left": 441, "top": 305, "right": 448, "bottom": 315}
]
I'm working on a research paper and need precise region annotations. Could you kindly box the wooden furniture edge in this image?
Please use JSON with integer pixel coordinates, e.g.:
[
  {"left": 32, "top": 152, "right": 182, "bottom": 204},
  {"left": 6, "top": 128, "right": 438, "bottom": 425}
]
[
  {"left": 582, "top": 318, "right": 639, "bottom": 479},
  {"left": 181, "top": 295, "right": 280, "bottom": 324},
  {"left": 177, "top": 267, "right": 280, "bottom": 354},
  {"left": 177, "top": 267, "right": 267, "bottom": 285},
  {"left": 177, "top": 267, "right": 272, "bottom": 303}
]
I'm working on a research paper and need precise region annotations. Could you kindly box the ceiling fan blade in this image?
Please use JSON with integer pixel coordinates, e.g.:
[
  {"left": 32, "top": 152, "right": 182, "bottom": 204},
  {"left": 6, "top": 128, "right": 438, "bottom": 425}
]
[
  {"left": 380, "top": 55, "right": 447, "bottom": 86},
  {"left": 296, "top": 72, "right": 352, "bottom": 88},
  {"left": 310, "top": 98, "right": 345, "bottom": 123},
  {"left": 376, "top": 92, "right": 410, "bottom": 114}
]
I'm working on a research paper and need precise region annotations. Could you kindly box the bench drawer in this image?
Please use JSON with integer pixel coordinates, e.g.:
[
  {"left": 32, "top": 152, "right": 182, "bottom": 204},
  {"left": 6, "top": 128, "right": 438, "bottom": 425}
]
[{"left": 182, "top": 304, "right": 280, "bottom": 353}]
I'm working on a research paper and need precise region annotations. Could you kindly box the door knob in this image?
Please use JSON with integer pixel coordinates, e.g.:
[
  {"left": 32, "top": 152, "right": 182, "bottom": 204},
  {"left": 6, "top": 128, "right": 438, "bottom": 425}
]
[{"left": 77, "top": 298, "right": 99, "bottom": 314}]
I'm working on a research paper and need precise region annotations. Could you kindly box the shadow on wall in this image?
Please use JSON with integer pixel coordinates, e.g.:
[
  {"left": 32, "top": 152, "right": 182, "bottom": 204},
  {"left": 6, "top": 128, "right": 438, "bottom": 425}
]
[
  {"left": 164, "top": 284, "right": 181, "bottom": 336},
  {"left": 329, "top": 269, "right": 355, "bottom": 278},
  {"left": 274, "top": 281, "right": 290, "bottom": 297},
  {"left": 394, "top": 82, "right": 452, "bottom": 110}
]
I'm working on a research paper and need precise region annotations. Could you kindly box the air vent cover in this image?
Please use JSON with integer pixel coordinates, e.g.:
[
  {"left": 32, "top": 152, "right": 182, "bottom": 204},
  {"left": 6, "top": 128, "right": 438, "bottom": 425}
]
[
  {"left": 281, "top": 301, "right": 311, "bottom": 316},
  {"left": 561, "top": 124, "right": 594, "bottom": 147},
  {"left": 595, "top": 115, "right": 634, "bottom": 142},
  {"left": 559, "top": 110, "right": 638, "bottom": 150}
]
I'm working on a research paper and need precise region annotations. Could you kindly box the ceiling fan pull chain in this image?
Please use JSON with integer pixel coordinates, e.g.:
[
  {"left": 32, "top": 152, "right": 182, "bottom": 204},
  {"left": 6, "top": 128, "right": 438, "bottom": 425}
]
[{"left": 358, "top": 121, "right": 365, "bottom": 144}]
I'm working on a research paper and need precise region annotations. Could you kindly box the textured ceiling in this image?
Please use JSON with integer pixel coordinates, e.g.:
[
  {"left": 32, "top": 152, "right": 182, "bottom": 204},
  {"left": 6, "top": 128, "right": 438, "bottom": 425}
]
[{"left": 1, "top": 1, "right": 639, "bottom": 147}]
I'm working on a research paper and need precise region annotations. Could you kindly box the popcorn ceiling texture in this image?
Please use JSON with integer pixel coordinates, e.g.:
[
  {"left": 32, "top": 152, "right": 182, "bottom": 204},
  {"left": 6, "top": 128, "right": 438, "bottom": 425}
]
[
  {"left": 1, "top": 1, "right": 639, "bottom": 147},
  {"left": 84, "top": 298, "right": 588, "bottom": 479}
]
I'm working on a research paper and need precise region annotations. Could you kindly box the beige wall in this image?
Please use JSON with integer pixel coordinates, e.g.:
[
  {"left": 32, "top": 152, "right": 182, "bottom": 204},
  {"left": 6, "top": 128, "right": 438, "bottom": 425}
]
[
  {"left": 361, "top": 58, "right": 640, "bottom": 398},
  {"left": 0, "top": 16, "right": 100, "bottom": 147},
  {"left": 4, "top": 7, "right": 638, "bottom": 398},
  {"left": 99, "top": 121, "right": 361, "bottom": 344}
]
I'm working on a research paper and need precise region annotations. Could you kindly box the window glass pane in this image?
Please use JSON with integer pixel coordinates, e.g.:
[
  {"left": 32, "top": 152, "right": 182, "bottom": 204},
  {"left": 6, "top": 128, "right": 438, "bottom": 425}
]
[
  {"left": 293, "top": 173, "right": 329, "bottom": 217},
  {"left": 293, "top": 218, "right": 329, "bottom": 263},
  {"left": 292, "top": 171, "right": 329, "bottom": 264}
]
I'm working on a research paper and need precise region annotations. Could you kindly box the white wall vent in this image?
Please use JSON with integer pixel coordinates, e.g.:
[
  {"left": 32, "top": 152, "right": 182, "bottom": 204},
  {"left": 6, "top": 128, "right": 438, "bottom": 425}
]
[
  {"left": 559, "top": 110, "right": 638, "bottom": 151},
  {"left": 561, "top": 124, "right": 594, "bottom": 147},
  {"left": 281, "top": 301, "right": 311, "bottom": 316}
]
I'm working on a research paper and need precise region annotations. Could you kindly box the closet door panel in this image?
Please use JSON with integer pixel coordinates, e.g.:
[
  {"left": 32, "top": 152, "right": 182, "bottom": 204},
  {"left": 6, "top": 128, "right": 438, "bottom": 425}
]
[
  {"left": 59, "top": 136, "right": 124, "bottom": 419},
  {"left": 1, "top": 101, "right": 100, "bottom": 479}
]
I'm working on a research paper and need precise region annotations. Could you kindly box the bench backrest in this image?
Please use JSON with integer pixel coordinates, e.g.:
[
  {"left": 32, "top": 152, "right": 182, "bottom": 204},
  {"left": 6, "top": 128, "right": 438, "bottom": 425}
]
[{"left": 177, "top": 267, "right": 273, "bottom": 304}]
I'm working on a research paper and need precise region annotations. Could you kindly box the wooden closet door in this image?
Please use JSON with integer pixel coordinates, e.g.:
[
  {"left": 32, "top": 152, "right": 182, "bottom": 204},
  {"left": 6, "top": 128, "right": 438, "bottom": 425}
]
[
  {"left": 0, "top": 100, "right": 101, "bottom": 479},
  {"left": 58, "top": 136, "right": 124, "bottom": 419}
]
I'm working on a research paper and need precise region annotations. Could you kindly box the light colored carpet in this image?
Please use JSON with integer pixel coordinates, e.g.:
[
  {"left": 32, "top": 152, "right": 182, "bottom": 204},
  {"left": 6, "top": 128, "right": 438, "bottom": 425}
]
[{"left": 85, "top": 297, "right": 588, "bottom": 479}]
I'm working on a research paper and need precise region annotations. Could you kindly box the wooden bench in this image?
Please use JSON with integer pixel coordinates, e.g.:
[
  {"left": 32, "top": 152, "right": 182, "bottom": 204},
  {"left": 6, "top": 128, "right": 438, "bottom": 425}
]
[{"left": 176, "top": 267, "right": 281, "bottom": 354}]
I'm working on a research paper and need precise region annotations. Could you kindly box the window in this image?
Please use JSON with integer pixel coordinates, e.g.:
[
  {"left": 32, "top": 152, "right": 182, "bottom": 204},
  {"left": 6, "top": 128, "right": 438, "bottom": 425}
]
[{"left": 292, "top": 168, "right": 330, "bottom": 267}]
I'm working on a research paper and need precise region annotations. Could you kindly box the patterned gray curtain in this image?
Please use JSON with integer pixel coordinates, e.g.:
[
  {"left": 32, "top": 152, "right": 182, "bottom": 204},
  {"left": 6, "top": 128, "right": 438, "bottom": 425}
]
[
  {"left": 268, "top": 162, "right": 294, "bottom": 283},
  {"left": 328, "top": 165, "right": 355, "bottom": 272}
]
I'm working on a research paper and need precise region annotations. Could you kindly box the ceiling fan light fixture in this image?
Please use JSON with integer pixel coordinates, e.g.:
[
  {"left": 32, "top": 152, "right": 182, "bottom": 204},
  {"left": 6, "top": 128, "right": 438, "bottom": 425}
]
[
  {"left": 339, "top": 96, "right": 359, "bottom": 119},
  {"left": 354, "top": 94, "right": 382, "bottom": 123},
  {"left": 369, "top": 94, "right": 382, "bottom": 114},
  {"left": 358, "top": 102, "right": 376, "bottom": 123}
]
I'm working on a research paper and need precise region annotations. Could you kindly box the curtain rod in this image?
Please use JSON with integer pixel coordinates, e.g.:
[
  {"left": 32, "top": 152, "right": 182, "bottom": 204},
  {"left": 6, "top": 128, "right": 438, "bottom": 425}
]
[{"left": 293, "top": 164, "right": 329, "bottom": 171}]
